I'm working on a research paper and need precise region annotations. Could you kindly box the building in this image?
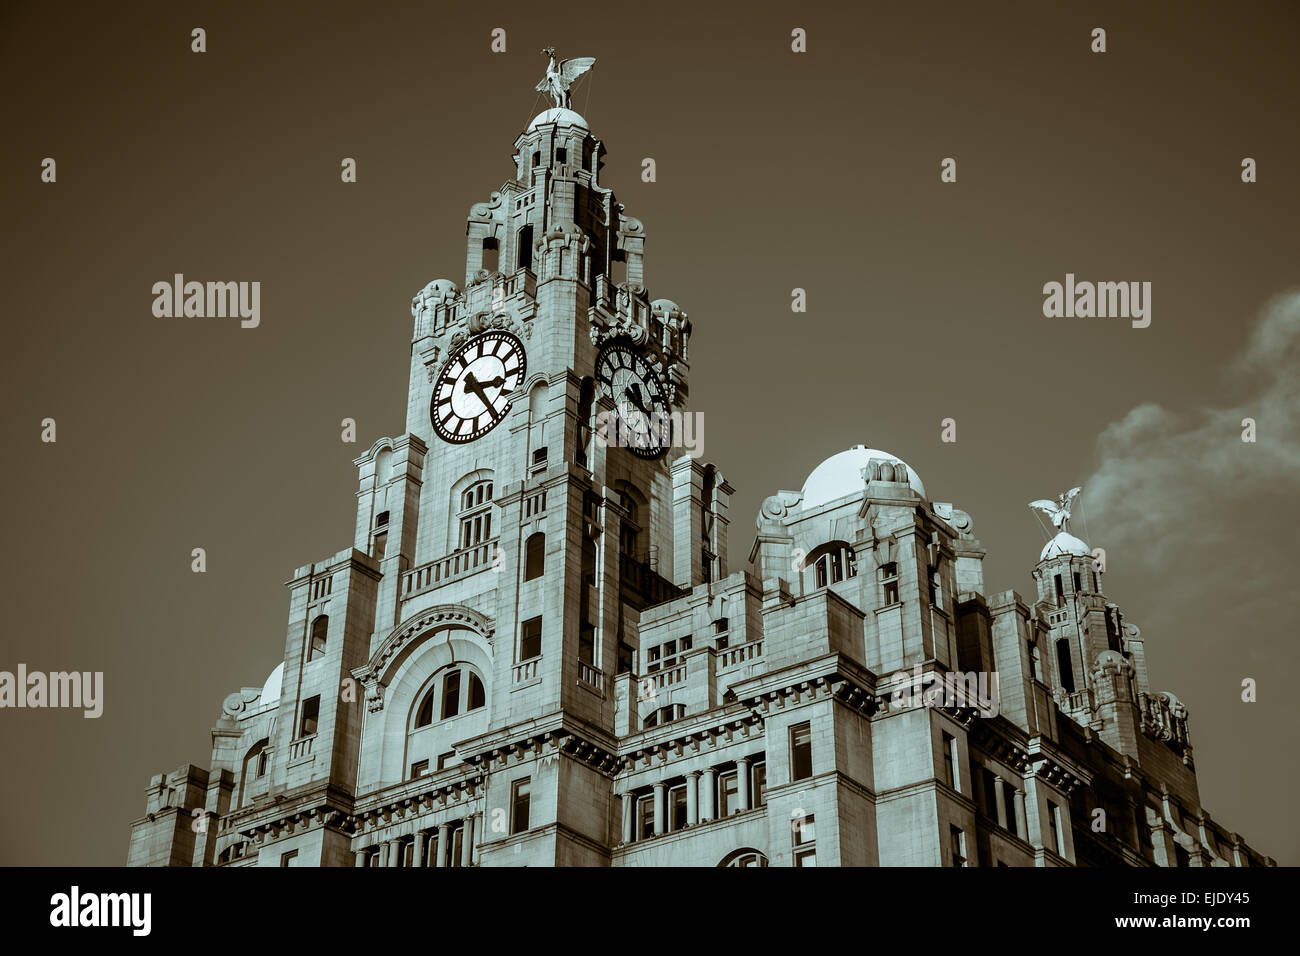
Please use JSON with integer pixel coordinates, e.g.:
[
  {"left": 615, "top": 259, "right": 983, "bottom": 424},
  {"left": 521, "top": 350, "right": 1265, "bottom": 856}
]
[{"left": 127, "top": 80, "right": 1274, "bottom": 869}]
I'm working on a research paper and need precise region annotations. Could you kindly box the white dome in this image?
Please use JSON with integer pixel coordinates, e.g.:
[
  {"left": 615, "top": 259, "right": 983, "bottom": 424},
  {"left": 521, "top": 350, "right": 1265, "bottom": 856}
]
[
  {"left": 1040, "top": 531, "right": 1091, "bottom": 561},
  {"left": 260, "top": 662, "right": 284, "bottom": 706},
  {"left": 801, "top": 445, "right": 925, "bottom": 510},
  {"left": 527, "top": 107, "right": 588, "bottom": 131}
]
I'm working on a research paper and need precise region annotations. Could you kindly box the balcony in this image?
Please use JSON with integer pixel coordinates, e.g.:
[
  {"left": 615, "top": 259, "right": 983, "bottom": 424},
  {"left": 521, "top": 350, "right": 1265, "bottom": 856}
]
[
  {"left": 289, "top": 734, "right": 316, "bottom": 763},
  {"left": 402, "top": 539, "right": 498, "bottom": 600},
  {"left": 513, "top": 657, "right": 541, "bottom": 686},
  {"left": 578, "top": 660, "right": 605, "bottom": 696}
]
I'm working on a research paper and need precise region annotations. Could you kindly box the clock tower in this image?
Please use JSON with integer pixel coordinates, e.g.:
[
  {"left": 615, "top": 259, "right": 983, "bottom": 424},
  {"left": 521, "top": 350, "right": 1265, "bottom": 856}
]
[{"left": 339, "top": 88, "right": 723, "bottom": 864}]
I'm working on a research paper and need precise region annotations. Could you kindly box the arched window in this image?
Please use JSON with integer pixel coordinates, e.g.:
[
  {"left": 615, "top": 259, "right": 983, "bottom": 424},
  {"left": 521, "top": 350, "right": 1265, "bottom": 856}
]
[
  {"left": 307, "top": 615, "right": 328, "bottom": 662},
  {"left": 411, "top": 666, "right": 488, "bottom": 732},
  {"left": 804, "top": 542, "right": 857, "bottom": 590},
  {"left": 719, "top": 848, "right": 769, "bottom": 867},
  {"left": 518, "top": 224, "right": 534, "bottom": 271},
  {"left": 525, "top": 532, "right": 545, "bottom": 581},
  {"left": 458, "top": 480, "right": 494, "bottom": 549}
]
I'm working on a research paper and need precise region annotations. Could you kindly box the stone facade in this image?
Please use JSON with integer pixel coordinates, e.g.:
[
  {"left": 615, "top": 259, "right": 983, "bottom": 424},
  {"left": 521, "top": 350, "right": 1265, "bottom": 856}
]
[{"left": 126, "top": 103, "right": 1273, "bottom": 869}]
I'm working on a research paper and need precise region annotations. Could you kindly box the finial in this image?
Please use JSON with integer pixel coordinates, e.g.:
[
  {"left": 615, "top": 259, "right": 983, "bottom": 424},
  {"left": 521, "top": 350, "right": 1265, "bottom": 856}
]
[
  {"left": 1029, "top": 487, "right": 1082, "bottom": 533},
  {"left": 535, "top": 49, "right": 596, "bottom": 110}
]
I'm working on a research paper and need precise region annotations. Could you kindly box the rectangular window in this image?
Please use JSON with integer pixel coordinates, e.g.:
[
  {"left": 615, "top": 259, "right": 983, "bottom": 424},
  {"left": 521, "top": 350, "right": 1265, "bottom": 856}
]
[
  {"left": 410, "top": 759, "right": 429, "bottom": 780},
  {"left": 437, "top": 752, "right": 461, "bottom": 771},
  {"left": 299, "top": 696, "right": 320, "bottom": 737},
  {"left": 1048, "top": 800, "right": 1065, "bottom": 855},
  {"left": 794, "top": 849, "right": 817, "bottom": 867},
  {"left": 980, "top": 767, "right": 998, "bottom": 818},
  {"left": 1073, "top": 571, "right": 1082, "bottom": 592},
  {"left": 441, "top": 670, "right": 461, "bottom": 719},
  {"left": 718, "top": 770, "right": 739, "bottom": 817},
  {"left": 448, "top": 824, "right": 464, "bottom": 867},
  {"left": 519, "top": 616, "right": 542, "bottom": 661},
  {"left": 752, "top": 761, "right": 767, "bottom": 808},
  {"left": 941, "top": 731, "right": 956, "bottom": 790},
  {"left": 790, "top": 722, "right": 813, "bottom": 781},
  {"left": 646, "top": 644, "right": 661, "bottom": 673},
  {"left": 280, "top": 849, "right": 298, "bottom": 867},
  {"left": 637, "top": 794, "right": 655, "bottom": 840},
  {"left": 256, "top": 750, "right": 270, "bottom": 777},
  {"left": 511, "top": 778, "right": 531, "bottom": 835},
  {"left": 1002, "top": 781, "right": 1019, "bottom": 836},
  {"left": 555, "top": 147, "right": 567, "bottom": 164},
  {"left": 668, "top": 785, "right": 688, "bottom": 832},
  {"left": 950, "top": 825, "right": 967, "bottom": 867},
  {"left": 792, "top": 812, "right": 815, "bottom": 846},
  {"left": 1054, "top": 574, "right": 1064, "bottom": 601},
  {"left": 880, "top": 562, "right": 900, "bottom": 606}
]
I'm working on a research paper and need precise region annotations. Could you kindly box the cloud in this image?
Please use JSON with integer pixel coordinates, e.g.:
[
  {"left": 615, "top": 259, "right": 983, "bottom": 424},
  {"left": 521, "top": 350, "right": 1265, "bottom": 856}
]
[{"left": 1079, "top": 291, "right": 1300, "bottom": 570}]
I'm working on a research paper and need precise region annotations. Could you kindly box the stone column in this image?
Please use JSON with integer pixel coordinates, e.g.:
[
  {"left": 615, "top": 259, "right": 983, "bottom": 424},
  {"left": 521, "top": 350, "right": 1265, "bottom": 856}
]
[
  {"left": 387, "top": 838, "right": 402, "bottom": 867},
  {"left": 737, "top": 757, "right": 751, "bottom": 813},
  {"left": 652, "top": 782, "right": 666, "bottom": 835},
  {"left": 686, "top": 772, "right": 700, "bottom": 826},
  {"left": 435, "top": 823, "right": 450, "bottom": 867},
  {"left": 461, "top": 816, "right": 475, "bottom": 867},
  {"left": 699, "top": 768, "right": 715, "bottom": 822},
  {"left": 621, "top": 793, "right": 634, "bottom": 843},
  {"left": 378, "top": 840, "right": 390, "bottom": 868},
  {"left": 993, "top": 776, "right": 1008, "bottom": 829},
  {"left": 414, "top": 830, "right": 428, "bottom": 868},
  {"left": 353, "top": 848, "right": 368, "bottom": 867},
  {"left": 1013, "top": 788, "right": 1028, "bottom": 837}
]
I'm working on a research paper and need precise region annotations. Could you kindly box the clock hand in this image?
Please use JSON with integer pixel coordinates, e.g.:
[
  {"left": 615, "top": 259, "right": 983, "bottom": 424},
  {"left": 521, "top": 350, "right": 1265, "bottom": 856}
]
[
  {"left": 624, "top": 382, "right": 650, "bottom": 414},
  {"left": 463, "top": 372, "right": 493, "bottom": 410}
]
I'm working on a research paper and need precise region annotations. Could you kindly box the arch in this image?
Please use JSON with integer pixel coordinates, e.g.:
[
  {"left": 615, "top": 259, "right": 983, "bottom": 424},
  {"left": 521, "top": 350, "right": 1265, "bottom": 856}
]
[
  {"left": 525, "top": 531, "right": 545, "bottom": 581},
  {"left": 449, "top": 469, "right": 495, "bottom": 552},
  {"left": 307, "top": 614, "right": 329, "bottom": 662},
  {"left": 802, "top": 540, "right": 857, "bottom": 592},
  {"left": 718, "top": 848, "right": 769, "bottom": 868},
  {"left": 364, "top": 604, "right": 496, "bottom": 686}
]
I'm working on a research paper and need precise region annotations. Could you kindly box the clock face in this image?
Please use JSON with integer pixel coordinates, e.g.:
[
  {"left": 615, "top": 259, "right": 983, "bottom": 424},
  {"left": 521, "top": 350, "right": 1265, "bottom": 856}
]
[
  {"left": 430, "top": 330, "right": 527, "bottom": 444},
  {"left": 595, "top": 343, "right": 670, "bottom": 459}
]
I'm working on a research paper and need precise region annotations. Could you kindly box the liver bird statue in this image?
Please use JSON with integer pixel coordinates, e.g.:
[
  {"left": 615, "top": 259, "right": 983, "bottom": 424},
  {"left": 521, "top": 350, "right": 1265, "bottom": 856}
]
[
  {"left": 1029, "top": 487, "right": 1082, "bottom": 531},
  {"left": 537, "top": 48, "right": 596, "bottom": 109}
]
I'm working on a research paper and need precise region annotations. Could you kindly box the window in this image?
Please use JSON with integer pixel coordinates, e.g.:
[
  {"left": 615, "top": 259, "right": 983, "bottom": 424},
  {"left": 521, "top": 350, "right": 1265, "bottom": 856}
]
[
  {"left": 280, "top": 850, "right": 298, "bottom": 867},
  {"left": 950, "top": 826, "right": 967, "bottom": 867},
  {"left": 1073, "top": 571, "right": 1082, "bottom": 592},
  {"left": 941, "top": 732, "right": 958, "bottom": 791},
  {"left": 1027, "top": 637, "right": 1040, "bottom": 681},
  {"left": 1056, "top": 639, "right": 1075, "bottom": 693},
  {"left": 637, "top": 794, "right": 655, "bottom": 840},
  {"left": 1054, "top": 573, "right": 1064, "bottom": 601},
  {"left": 520, "top": 616, "right": 542, "bottom": 661},
  {"left": 298, "top": 696, "right": 319, "bottom": 737},
  {"left": 524, "top": 532, "right": 545, "bottom": 580},
  {"left": 668, "top": 785, "right": 688, "bottom": 832},
  {"left": 437, "top": 752, "right": 461, "bottom": 771},
  {"left": 481, "top": 237, "right": 499, "bottom": 272},
  {"left": 928, "top": 566, "right": 940, "bottom": 606},
  {"left": 752, "top": 761, "right": 767, "bottom": 808},
  {"left": 1047, "top": 800, "right": 1065, "bottom": 855},
  {"left": 467, "top": 672, "right": 485, "bottom": 711},
  {"left": 555, "top": 147, "right": 567, "bottom": 164},
  {"left": 642, "top": 704, "right": 685, "bottom": 730},
  {"left": 415, "top": 689, "right": 434, "bottom": 728},
  {"left": 375, "top": 510, "right": 389, "bottom": 528},
  {"left": 1003, "top": 781, "right": 1019, "bottom": 837},
  {"left": 511, "top": 778, "right": 531, "bottom": 835},
  {"left": 618, "top": 490, "right": 641, "bottom": 558},
  {"left": 881, "top": 562, "right": 900, "bottom": 606},
  {"left": 518, "top": 223, "right": 534, "bottom": 271},
  {"left": 792, "top": 811, "right": 816, "bottom": 867},
  {"left": 307, "top": 615, "right": 328, "bottom": 662},
  {"left": 790, "top": 722, "right": 812, "bottom": 782},
  {"left": 531, "top": 150, "right": 540, "bottom": 167},
  {"left": 722, "top": 850, "right": 769, "bottom": 867},
  {"left": 256, "top": 749, "right": 270, "bottom": 778},
  {"left": 372, "top": 530, "right": 387, "bottom": 561},
  {"left": 718, "top": 770, "right": 739, "bottom": 816},
  {"left": 980, "top": 767, "right": 998, "bottom": 818},
  {"left": 809, "top": 542, "right": 857, "bottom": 589},
  {"left": 410, "top": 760, "right": 429, "bottom": 779},
  {"left": 441, "top": 670, "right": 461, "bottom": 719},
  {"left": 458, "top": 480, "right": 493, "bottom": 549},
  {"left": 448, "top": 823, "right": 465, "bottom": 867}
]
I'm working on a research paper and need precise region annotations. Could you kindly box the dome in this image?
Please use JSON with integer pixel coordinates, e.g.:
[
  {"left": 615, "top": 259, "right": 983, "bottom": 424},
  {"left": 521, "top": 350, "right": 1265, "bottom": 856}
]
[
  {"left": 527, "top": 107, "right": 588, "bottom": 131},
  {"left": 260, "top": 662, "right": 284, "bottom": 706},
  {"left": 1040, "top": 531, "right": 1091, "bottom": 561},
  {"left": 801, "top": 445, "right": 925, "bottom": 510}
]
